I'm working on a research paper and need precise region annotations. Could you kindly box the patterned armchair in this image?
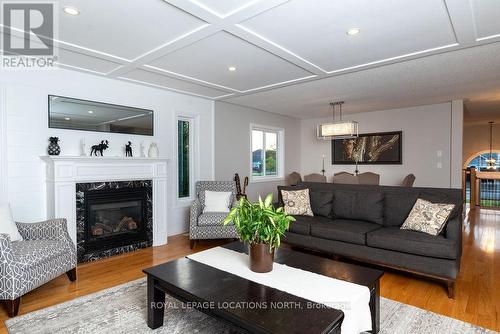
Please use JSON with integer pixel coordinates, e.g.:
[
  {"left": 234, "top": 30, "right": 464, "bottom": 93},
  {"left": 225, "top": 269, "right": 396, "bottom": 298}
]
[
  {"left": 0, "top": 218, "right": 77, "bottom": 317},
  {"left": 189, "top": 181, "right": 239, "bottom": 249}
]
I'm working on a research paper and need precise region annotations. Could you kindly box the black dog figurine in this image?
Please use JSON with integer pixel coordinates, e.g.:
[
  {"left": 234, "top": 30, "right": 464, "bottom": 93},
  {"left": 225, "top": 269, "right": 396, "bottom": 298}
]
[
  {"left": 90, "top": 140, "right": 109, "bottom": 156},
  {"left": 125, "top": 141, "right": 133, "bottom": 157}
]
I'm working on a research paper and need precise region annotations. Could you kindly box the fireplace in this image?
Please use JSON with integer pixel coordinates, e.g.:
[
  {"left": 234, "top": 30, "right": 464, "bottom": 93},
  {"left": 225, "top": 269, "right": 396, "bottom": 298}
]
[{"left": 76, "top": 181, "right": 153, "bottom": 262}]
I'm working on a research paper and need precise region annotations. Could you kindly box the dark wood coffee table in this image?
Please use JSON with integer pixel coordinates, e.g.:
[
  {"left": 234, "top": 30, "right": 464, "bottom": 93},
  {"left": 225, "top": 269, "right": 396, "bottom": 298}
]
[{"left": 143, "top": 242, "right": 383, "bottom": 333}]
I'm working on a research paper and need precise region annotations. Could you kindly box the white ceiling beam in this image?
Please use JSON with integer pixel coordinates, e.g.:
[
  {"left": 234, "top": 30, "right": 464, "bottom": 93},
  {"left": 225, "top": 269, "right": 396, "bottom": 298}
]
[{"left": 444, "top": 0, "right": 478, "bottom": 45}]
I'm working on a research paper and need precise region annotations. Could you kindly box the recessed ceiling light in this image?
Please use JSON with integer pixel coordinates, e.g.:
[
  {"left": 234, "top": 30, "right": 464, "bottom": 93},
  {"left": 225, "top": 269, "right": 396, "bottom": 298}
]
[
  {"left": 228, "top": 66, "right": 237, "bottom": 72},
  {"left": 88, "top": 110, "right": 94, "bottom": 114},
  {"left": 63, "top": 6, "right": 80, "bottom": 16},
  {"left": 346, "top": 28, "right": 361, "bottom": 36},
  {"left": 64, "top": 117, "right": 71, "bottom": 121}
]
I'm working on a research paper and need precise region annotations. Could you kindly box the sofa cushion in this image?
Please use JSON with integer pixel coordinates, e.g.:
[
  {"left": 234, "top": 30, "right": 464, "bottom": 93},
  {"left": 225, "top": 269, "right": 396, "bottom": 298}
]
[
  {"left": 197, "top": 212, "right": 229, "bottom": 226},
  {"left": 310, "top": 191, "right": 334, "bottom": 218},
  {"left": 288, "top": 216, "right": 331, "bottom": 235},
  {"left": 383, "top": 192, "right": 418, "bottom": 227},
  {"left": 366, "top": 227, "right": 457, "bottom": 259},
  {"left": 11, "top": 240, "right": 69, "bottom": 268},
  {"left": 333, "top": 190, "right": 384, "bottom": 224},
  {"left": 310, "top": 219, "right": 382, "bottom": 245}
]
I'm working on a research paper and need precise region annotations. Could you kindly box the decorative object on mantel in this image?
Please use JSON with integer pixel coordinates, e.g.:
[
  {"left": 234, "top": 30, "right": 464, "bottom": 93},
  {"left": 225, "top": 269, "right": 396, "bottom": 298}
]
[
  {"left": 234, "top": 173, "right": 247, "bottom": 200},
  {"left": 47, "top": 137, "right": 61, "bottom": 155},
  {"left": 125, "top": 141, "right": 133, "bottom": 157},
  {"left": 332, "top": 131, "right": 402, "bottom": 165},
  {"left": 148, "top": 142, "right": 159, "bottom": 158},
  {"left": 317, "top": 101, "right": 358, "bottom": 140},
  {"left": 223, "top": 193, "right": 295, "bottom": 273},
  {"left": 90, "top": 140, "right": 109, "bottom": 156},
  {"left": 80, "top": 138, "right": 87, "bottom": 156},
  {"left": 140, "top": 141, "right": 147, "bottom": 157}
]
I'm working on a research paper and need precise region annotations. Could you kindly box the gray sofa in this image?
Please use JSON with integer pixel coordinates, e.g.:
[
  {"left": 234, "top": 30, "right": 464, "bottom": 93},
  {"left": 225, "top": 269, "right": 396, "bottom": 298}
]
[{"left": 279, "top": 182, "right": 463, "bottom": 298}]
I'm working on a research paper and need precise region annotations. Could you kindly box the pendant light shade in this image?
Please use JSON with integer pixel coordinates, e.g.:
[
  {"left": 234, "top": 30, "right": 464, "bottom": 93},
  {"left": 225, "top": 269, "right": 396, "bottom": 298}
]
[{"left": 317, "top": 101, "right": 358, "bottom": 140}]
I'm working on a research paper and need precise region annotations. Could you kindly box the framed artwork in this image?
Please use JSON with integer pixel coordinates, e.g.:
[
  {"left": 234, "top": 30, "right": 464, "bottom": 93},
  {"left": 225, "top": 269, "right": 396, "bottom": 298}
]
[{"left": 332, "top": 131, "right": 402, "bottom": 164}]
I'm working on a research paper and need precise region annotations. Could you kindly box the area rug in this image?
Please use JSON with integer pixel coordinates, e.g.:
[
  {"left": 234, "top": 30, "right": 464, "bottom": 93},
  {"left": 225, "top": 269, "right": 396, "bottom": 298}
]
[{"left": 5, "top": 278, "right": 494, "bottom": 334}]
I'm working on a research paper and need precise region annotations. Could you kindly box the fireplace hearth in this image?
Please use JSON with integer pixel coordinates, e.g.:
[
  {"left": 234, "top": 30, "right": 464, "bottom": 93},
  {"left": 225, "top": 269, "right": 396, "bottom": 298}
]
[{"left": 76, "top": 181, "right": 153, "bottom": 262}]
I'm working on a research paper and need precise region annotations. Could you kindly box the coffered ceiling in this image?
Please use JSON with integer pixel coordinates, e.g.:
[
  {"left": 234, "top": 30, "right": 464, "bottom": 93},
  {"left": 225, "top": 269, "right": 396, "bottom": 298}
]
[{"left": 2, "top": 0, "right": 500, "bottom": 117}]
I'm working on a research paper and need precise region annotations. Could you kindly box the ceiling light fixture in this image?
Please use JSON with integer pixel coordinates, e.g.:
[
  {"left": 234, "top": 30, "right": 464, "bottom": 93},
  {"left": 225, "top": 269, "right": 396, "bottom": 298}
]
[
  {"left": 346, "top": 28, "right": 361, "bottom": 36},
  {"left": 486, "top": 121, "right": 497, "bottom": 170},
  {"left": 63, "top": 6, "right": 80, "bottom": 16},
  {"left": 228, "top": 66, "right": 237, "bottom": 72},
  {"left": 64, "top": 117, "right": 71, "bottom": 121},
  {"left": 317, "top": 101, "right": 358, "bottom": 140},
  {"left": 88, "top": 110, "right": 94, "bottom": 114}
]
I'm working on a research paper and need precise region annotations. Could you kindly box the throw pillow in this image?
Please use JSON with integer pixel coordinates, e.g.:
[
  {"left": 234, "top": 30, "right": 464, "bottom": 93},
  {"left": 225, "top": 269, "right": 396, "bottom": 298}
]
[
  {"left": 309, "top": 191, "right": 334, "bottom": 218},
  {"left": 400, "top": 198, "right": 455, "bottom": 236},
  {"left": 277, "top": 185, "right": 307, "bottom": 207},
  {"left": 0, "top": 204, "right": 23, "bottom": 241},
  {"left": 281, "top": 189, "right": 314, "bottom": 216},
  {"left": 203, "top": 191, "right": 232, "bottom": 213}
]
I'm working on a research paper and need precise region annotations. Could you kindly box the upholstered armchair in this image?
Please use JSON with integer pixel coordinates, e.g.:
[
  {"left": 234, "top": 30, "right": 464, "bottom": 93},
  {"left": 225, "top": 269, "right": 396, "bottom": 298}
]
[
  {"left": 0, "top": 218, "right": 77, "bottom": 317},
  {"left": 189, "top": 181, "right": 239, "bottom": 249}
]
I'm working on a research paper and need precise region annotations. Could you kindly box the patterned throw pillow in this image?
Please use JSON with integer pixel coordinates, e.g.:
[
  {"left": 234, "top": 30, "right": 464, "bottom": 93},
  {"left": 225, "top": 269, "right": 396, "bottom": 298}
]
[
  {"left": 400, "top": 198, "right": 455, "bottom": 236},
  {"left": 281, "top": 189, "right": 314, "bottom": 216}
]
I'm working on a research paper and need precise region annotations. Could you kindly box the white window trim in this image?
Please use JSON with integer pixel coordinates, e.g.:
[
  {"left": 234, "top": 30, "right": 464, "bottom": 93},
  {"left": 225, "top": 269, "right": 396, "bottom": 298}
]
[
  {"left": 175, "top": 113, "right": 200, "bottom": 206},
  {"left": 249, "top": 123, "right": 285, "bottom": 184}
]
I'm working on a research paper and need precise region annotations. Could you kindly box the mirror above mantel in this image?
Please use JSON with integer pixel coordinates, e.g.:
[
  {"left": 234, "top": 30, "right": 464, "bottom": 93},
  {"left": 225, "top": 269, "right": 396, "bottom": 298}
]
[{"left": 48, "top": 95, "right": 154, "bottom": 136}]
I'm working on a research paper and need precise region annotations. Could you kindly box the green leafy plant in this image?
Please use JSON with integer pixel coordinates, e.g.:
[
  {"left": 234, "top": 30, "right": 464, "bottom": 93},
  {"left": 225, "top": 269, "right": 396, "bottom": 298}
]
[{"left": 223, "top": 193, "right": 295, "bottom": 250}]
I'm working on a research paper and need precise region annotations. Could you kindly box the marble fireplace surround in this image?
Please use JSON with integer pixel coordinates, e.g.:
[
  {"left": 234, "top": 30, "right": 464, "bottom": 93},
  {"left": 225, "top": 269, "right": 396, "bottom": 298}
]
[{"left": 41, "top": 156, "right": 169, "bottom": 247}]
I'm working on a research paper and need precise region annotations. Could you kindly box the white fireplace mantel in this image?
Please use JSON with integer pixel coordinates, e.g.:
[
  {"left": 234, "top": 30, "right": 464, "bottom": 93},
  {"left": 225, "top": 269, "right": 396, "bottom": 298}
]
[{"left": 40, "top": 156, "right": 169, "bottom": 246}]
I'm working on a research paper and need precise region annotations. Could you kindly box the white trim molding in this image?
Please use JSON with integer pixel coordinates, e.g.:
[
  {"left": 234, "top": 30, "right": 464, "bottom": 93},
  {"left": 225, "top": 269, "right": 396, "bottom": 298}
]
[
  {"left": 40, "top": 156, "right": 170, "bottom": 246},
  {"left": 175, "top": 112, "right": 200, "bottom": 207},
  {"left": 249, "top": 123, "right": 285, "bottom": 184},
  {"left": 0, "top": 86, "right": 7, "bottom": 204}
]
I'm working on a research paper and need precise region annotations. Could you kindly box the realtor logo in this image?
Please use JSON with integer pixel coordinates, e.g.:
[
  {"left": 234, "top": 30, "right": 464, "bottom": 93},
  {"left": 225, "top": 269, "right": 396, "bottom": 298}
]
[{"left": 1, "top": 1, "right": 58, "bottom": 68}]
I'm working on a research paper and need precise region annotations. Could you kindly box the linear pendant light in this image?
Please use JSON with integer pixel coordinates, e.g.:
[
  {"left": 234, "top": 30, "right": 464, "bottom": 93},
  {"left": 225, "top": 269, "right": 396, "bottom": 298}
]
[{"left": 317, "top": 101, "right": 358, "bottom": 140}]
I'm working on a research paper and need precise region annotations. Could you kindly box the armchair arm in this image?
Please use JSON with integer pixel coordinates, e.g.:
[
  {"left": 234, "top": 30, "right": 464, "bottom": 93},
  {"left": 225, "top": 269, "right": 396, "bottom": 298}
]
[
  {"left": 0, "top": 234, "right": 14, "bottom": 282},
  {"left": 190, "top": 199, "right": 202, "bottom": 230},
  {"left": 16, "top": 218, "right": 72, "bottom": 244}
]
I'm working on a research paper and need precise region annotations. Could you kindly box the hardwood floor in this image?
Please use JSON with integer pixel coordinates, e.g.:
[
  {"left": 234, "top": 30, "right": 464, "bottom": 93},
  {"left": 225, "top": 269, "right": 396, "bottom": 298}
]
[{"left": 1, "top": 208, "right": 498, "bottom": 332}]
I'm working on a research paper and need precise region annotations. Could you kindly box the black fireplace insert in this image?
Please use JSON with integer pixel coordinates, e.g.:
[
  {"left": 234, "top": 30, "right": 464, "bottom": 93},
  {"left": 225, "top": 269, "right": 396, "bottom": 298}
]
[{"left": 76, "top": 181, "right": 153, "bottom": 262}]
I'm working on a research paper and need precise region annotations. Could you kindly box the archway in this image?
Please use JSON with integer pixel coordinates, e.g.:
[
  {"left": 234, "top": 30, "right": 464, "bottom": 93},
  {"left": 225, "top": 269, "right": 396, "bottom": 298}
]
[
  {"left": 463, "top": 150, "right": 500, "bottom": 169},
  {"left": 463, "top": 150, "right": 500, "bottom": 207}
]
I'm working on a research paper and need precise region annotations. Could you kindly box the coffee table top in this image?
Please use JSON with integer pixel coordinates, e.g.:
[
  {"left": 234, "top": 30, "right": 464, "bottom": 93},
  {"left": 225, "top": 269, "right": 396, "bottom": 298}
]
[{"left": 143, "top": 242, "right": 383, "bottom": 334}]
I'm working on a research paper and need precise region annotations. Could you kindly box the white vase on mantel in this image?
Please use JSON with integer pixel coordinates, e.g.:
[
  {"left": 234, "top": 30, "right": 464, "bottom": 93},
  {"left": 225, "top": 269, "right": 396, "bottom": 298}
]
[
  {"left": 148, "top": 142, "right": 159, "bottom": 158},
  {"left": 80, "top": 138, "right": 87, "bottom": 156}
]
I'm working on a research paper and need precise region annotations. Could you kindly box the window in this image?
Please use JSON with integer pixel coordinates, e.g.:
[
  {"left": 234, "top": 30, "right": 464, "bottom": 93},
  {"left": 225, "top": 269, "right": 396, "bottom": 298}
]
[
  {"left": 251, "top": 125, "right": 284, "bottom": 181},
  {"left": 178, "top": 119, "right": 191, "bottom": 198}
]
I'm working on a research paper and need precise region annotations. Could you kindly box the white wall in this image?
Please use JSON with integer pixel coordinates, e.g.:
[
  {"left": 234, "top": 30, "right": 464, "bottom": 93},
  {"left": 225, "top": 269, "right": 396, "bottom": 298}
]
[
  {"left": 0, "top": 68, "right": 214, "bottom": 237},
  {"left": 300, "top": 102, "right": 463, "bottom": 188},
  {"left": 463, "top": 122, "right": 500, "bottom": 166},
  {"left": 214, "top": 102, "right": 301, "bottom": 201}
]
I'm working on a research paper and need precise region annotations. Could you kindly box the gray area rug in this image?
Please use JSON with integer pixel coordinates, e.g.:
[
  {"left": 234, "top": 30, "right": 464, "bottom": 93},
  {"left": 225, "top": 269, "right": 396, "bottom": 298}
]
[{"left": 5, "top": 278, "right": 495, "bottom": 334}]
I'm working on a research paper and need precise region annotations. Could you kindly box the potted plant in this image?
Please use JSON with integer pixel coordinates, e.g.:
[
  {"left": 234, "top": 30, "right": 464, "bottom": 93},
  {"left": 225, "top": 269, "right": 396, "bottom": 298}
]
[{"left": 223, "top": 193, "right": 295, "bottom": 273}]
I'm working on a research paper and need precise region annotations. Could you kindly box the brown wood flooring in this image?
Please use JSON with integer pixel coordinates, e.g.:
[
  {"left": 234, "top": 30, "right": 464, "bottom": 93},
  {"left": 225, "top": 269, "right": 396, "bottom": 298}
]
[{"left": 1, "top": 208, "right": 498, "bottom": 332}]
